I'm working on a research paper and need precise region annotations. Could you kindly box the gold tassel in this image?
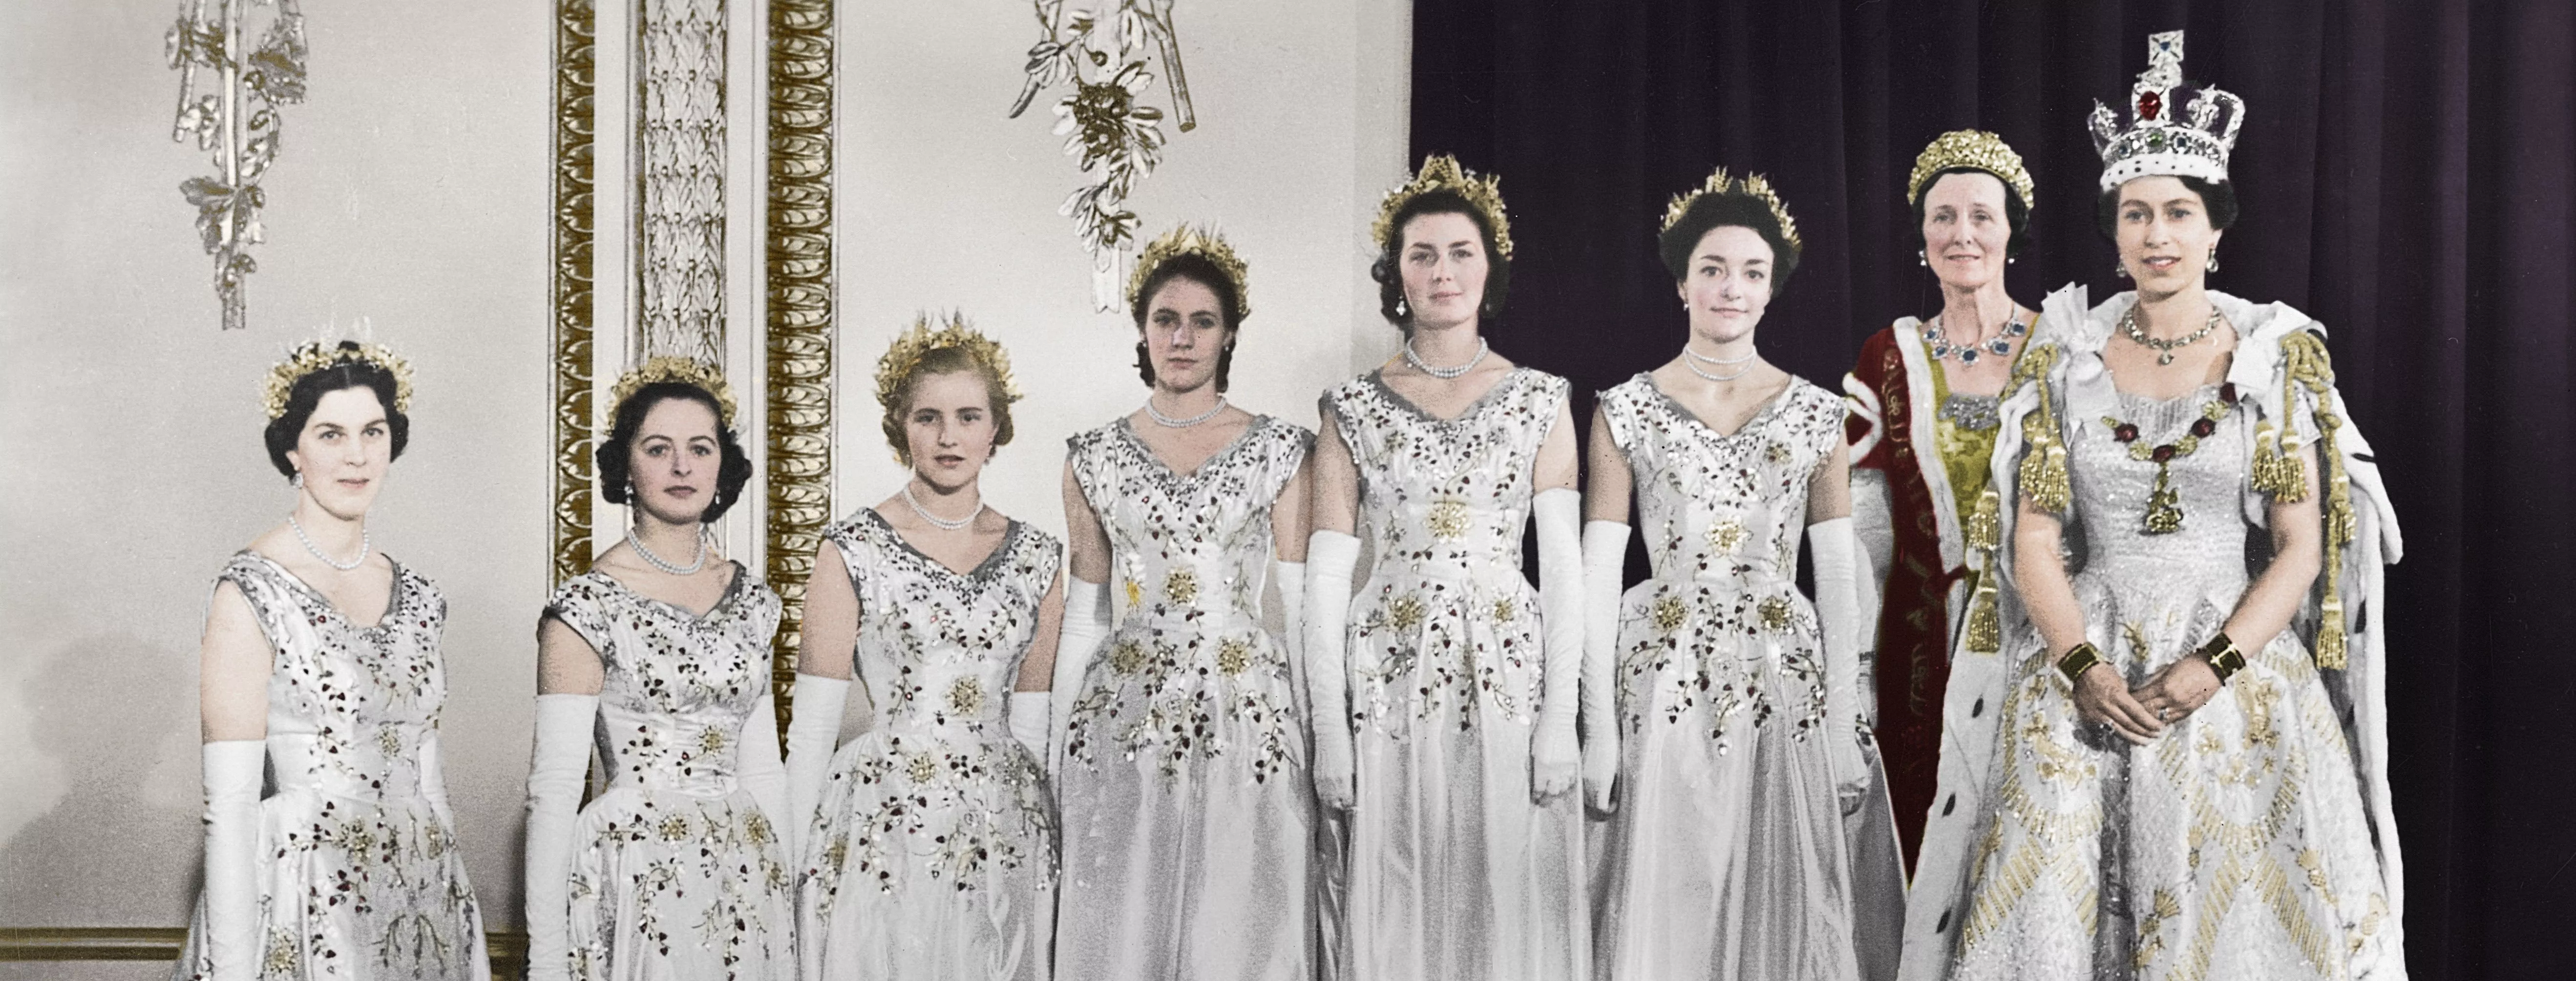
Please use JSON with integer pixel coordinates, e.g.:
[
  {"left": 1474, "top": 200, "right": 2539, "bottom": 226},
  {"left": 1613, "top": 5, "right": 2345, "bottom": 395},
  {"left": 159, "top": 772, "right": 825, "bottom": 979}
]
[
  {"left": 1965, "top": 489, "right": 2001, "bottom": 553},
  {"left": 1964, "top": 559, "right": 2002, "bottom": 654},
  {"left": 2314, "top": 596, "right": 2348, "bottom": 669}
]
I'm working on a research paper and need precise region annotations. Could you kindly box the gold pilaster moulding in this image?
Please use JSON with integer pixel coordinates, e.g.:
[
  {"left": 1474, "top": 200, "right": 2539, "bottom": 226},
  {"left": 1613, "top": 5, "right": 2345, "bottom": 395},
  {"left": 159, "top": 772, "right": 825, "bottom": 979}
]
[
  {"left": 551, "top": 0, "right": 833, "bottom": 723},
  {"left": 550, "top": 0, "right": 599, "bottom": 587},
  {"left": 765, "top": 0, "right": 835, "bottom": 723}
]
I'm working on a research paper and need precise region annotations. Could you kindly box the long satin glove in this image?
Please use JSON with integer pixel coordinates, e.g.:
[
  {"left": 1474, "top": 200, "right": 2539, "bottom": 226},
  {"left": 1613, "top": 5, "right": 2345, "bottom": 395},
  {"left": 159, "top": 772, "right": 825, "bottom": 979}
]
[
  {"left": 419, "top": 727, "right": 458, "bottom": 833},
  {"left": 523, "top": 693, "right": 598, "bottom": 981},
  {"left": 1580, "top": 521, "right": 1630, "bottom": 813},
  {"left": 1009, "top": 691, "right": 1052, "bottom": 768},
  {"left": 1050, "top": 579, "right": 1112, "bottom": 770},
  {"left": 1531, "top": 488, "right": 1584, "bottom": 800},
  {"left": 1808, "top": 517, "right": 1873, "bottom": 809},
  {"left": 1852, "top": 524, "right": 1884, "bottom": 729},
  {"left": 199, "top": 739, "right": 265, "bottom": 981},
  {"left": 782, "top": 673, "right": 850, "bottom": 861},
  {"left": 1303, "top": 531, "right": 1361, "bottom": 811},
  {"left": 1271, "top": 559, "right": 1309, "bottom": 719},
  {"left": 736, "top": 693, "right": 788, "bottom": 847}
]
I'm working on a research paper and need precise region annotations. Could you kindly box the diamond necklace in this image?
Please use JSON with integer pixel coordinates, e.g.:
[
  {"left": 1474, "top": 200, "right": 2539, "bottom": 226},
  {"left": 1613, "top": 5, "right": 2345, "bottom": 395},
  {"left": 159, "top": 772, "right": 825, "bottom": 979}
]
[
  {"left": 1144, "top": 393, "right": 1227, "bottom": 427},
  {"left": 2121, "top": 304, "right": 2224, "bottom": 365},
  {"left": 1404, "top": 336, "right": 1490, "bottom": 379},
  {"left": 626, "top": 524, "right": 707, "bottom": 575},
  {"left": 902, "top": 482, "right": 984, "bottom": 531},
  {"left": 290, "top": 513, "right": 369, "bottom": 571},
  {"left": 1922, "top": 312, "right": 2028, "bottom": 365}
]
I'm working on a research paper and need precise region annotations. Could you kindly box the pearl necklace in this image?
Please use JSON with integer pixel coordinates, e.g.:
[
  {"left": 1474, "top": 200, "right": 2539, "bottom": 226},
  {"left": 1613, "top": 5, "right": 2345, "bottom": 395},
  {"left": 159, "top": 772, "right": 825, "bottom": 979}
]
[
  {"left": 902, "top": 483, "right": 984, "bottom": 531},
  {"left": 1682, "top": 344, "right": 1755, "bottom": 382},
  {"left": 1922, "top": 313, "right": 2028, "bottom": 365},
  {"left": 2121, "top": 304, "right": 2224, "bottom": 365},
  {"left": 290, "top": 513, "right": 370, "bottom": 571},
  {"left": 1404, "top": 336, "right": 1490, "bottom": 379},
  {"left": 626, "top": 524, "right": 707, "bottom": 575},
  {"left": 1144, "top": 393, "right": 1227, "bottom": 428}
]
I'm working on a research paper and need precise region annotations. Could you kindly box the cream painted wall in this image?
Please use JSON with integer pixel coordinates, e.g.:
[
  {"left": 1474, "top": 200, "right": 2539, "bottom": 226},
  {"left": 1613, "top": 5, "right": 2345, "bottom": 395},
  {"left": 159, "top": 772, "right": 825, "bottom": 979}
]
[{"left": 0, "top": 0, "right": 1406, "bottom": 975}]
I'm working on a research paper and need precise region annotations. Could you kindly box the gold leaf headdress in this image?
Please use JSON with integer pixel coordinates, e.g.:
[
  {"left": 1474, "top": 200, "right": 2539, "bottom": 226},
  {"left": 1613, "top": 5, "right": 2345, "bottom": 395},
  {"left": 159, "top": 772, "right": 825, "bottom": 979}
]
[
  {"left": 1661, "top": 167, "right": 1803, "bottom": 257},
  {"left": 1372, "top": 154, "right": 1515, "bottom": 259},
  {"left": 874, "top": 312, "right": 1024, "bottom": 414},
  {"left": 1127, "top": 224, "right": 1252, "bottom": 321},
  {"left": 1908, "top": 130, "right": 2037, "bottom": 211},
  {"left": 608, "top": 356, "right": 739, "bottom": 427},
  {"left": 262, "top": 340, "right": 415, "bottom": 420}
]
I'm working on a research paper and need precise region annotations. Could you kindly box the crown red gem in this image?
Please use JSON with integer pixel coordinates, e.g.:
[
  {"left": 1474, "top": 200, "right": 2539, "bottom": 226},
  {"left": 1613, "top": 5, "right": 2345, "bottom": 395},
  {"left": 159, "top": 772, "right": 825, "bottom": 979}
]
[{"left": 2138, "top": 91, "right": 2162, "bottom": 120}]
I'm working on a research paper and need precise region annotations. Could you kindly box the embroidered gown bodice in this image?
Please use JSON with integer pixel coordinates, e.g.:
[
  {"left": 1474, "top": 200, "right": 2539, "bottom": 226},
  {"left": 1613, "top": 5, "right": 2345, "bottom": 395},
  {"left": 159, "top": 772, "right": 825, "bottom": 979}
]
[
  {"left": 797, "top": 509, "right": 1062, "bottom": 981},
  {"left": 541, "top": 564, "right": 795, "bottom": 981},
  {"left": 175, "top": 553, "right": 488, "bottom": 981},
  {"left": 1318, "top": 366, "right": 1587, "bottom": 981}
]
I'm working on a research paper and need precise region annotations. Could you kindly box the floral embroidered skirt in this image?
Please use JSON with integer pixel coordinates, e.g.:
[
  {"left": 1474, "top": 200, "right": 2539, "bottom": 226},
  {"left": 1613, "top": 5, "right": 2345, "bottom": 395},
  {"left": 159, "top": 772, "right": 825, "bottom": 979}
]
[
  {"left": 1054, "top": 618, "right": 1317, "bottom": 981},
  {"left": 797, "top": 731, "right": 1056, "bottom": 981},
  {"left": 173, "top": 791, "right": 488, "bottom": 981},
  {"left": 565, "top": 785, "right": 795, "bottom": 981}
]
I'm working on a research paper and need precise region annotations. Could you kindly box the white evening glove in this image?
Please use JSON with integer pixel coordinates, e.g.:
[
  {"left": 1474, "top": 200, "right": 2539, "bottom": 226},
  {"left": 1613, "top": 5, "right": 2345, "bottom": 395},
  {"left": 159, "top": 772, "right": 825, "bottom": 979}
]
[
  {"left": 783, "top": 672, "right": 850, "bottom": 859},
  {"left": 1808, "top": 517, "right": 1872, "bottom": 809},
  {"left": 1010, "top": 691, "right": 1052, "bottom": 768},
  {"left": 736, "top": 693, "right": 788, "bottom": 846},
  {"left": 1531, "top": 488, "right": 1584, "bottom": 800},
  {"left": 1271, "top": 559, "right": 1309, "bottom": 717},
  {"left": 199, "top": 739, "right": 265, "bottom": 981},
  {"left": 523, "top": 693, "right": 597, "bottom": 981},
  {"left": 419, "top": 727, "right": 458, "bottom": 833},
  {"left": 1303, "top": 531, "right": 1362, "bottom": 811},
  {"left": 1050, "top": 579, "right": 1112, "bottom": 769},
  {"left": 1581, "top": 521, "right": 1630, "bottom": 813}
]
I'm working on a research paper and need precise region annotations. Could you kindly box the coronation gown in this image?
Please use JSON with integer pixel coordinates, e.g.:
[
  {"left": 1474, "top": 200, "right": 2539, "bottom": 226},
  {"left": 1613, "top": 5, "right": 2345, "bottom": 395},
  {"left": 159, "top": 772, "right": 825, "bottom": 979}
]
[
  {"left": 175, "top": 553, "right": 490, "bottom": 981},
  {"left": 1925, "top": 290, "right": 2404, "bottom": 981},
  {"left": 1586, "top": 375, "right": 1862, "bottom": 981},
  {"left": 1055, "top": 415, "right": 1319, "bottom": 980},
  {"left": 541, "top": 564, "right": 796, "bottom": 980},
  {"left": 796, "top": 509, "right": 1063, "bottom": 981},
  {"left": 1320, "top": 366, "right": 1587, "bottom": 981}
]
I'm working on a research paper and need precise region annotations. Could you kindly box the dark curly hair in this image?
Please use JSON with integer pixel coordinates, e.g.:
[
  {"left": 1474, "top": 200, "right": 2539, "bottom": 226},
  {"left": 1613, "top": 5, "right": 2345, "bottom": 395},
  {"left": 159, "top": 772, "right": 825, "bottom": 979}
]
[
  {"left": 597, "top": 382, "right": 753, "bottom": 523},
  {"left": 1371, "top": 189, "right": 1511, "bottom": 332},
  {"left": 2096, "top": 175, "right": 2238, "bottom": 238},
  {"left": 1130, "top": 252, "right": 1242, "bottom": 393},
  {"left": 1911, "top": 166, "right": 2033, "bottom": 260},
  {"left": 1658, "top": 193, "right": 1801, "bottom": 293},
  {"left": 264, "top": 341, "right": 410, "bottom": 480}
]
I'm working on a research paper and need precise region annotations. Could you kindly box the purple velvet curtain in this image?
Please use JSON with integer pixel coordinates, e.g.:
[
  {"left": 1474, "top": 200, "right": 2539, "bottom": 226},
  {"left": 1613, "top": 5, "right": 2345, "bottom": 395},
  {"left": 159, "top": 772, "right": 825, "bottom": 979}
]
[{"left": 1407, "top": 1, "right": 2573, "bottom": 976}]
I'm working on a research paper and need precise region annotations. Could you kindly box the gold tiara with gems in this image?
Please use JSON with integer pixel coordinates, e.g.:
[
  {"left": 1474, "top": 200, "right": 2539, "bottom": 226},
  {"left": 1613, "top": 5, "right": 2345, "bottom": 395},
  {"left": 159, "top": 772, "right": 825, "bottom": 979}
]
[
  {"left": 1127, "top": 224, "right": 1252, "bottom": 321},
  {"left": 2090, "top": 31, "right": 2243, "bottom": 192},
  {"left": 873, "top": 312, "right": 1023, "bottom": 414},
  {"left": 262, "top": 340, "right": 414, "bottom": 420},
  {"left": 1372, "top": 154, "right": 1515, "bottom": 259},
  {"left": 1661, "top": 167, "right": 1803, "bottom": 258},
  {"left": 608, "top": 356, "right": 739, "bottom": 427},
  {"left": 1908, "top": 130, "right": 2037, "bottom": 211}
]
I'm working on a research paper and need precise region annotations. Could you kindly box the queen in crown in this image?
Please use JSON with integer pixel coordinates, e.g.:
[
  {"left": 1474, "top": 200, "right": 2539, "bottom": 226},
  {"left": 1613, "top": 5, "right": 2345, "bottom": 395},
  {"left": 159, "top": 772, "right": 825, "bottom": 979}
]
[{"left": 1903, "top": 32, "right": 2407, "bottom": 981}]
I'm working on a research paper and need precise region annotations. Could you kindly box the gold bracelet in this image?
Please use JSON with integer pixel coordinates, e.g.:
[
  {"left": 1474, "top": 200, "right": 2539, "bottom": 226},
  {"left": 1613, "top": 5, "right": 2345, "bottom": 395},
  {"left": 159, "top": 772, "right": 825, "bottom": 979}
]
[
  {"left": 2197, "top": 632, "right": 2247, "bottom": 684},
  {"left": 2055, "top": 642, "right": 2104, "bottom": 686}
]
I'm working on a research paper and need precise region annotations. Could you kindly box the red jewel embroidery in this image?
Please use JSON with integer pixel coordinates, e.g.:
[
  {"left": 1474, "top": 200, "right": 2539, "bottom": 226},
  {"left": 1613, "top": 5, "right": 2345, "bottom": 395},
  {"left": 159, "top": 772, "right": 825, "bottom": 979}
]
[
  {"left": 2139, "top": 90, "right": 2162, "bottom": 121},
  {"left": 2151, "top": 445, "right": 2176, "bottom": 463},
  {"left": 2113, "top": 423, "right": 2140, "bottom": 442},
  {"left": 2190, "top": 417, "right": 2217, "bottom": 438},
  {"left": 2218, "top": 382, "right": 2238, "bottom": 403}
]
